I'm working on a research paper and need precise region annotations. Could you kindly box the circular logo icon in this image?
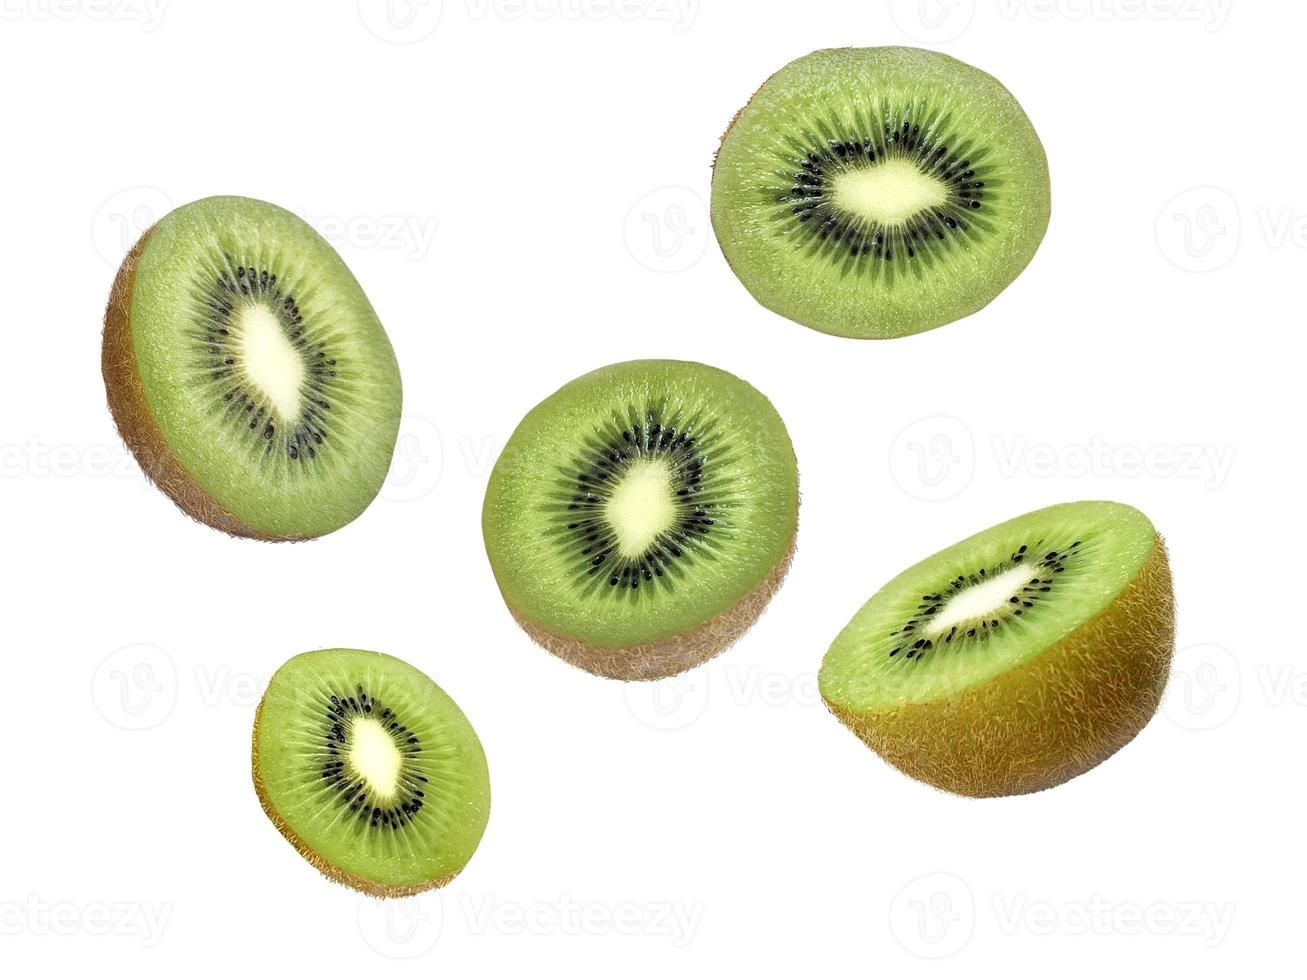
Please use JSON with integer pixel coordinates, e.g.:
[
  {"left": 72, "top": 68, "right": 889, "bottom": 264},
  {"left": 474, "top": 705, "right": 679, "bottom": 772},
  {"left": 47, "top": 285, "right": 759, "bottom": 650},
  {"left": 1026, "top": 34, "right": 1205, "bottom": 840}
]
[
  {"left": 623, "top": 674, "right": 711, "bottom": 731},
  {"left": 357, "top": 893, "right": 442, "bottom": 958},
  {"left": 888, "top": 0, "right": 976, "bottom": 43},
  {"left": 382, "top": 415, "right": 445, "bottom": 502},
  {"left": 623, "top": 186, "right": 709, "bottom": 273},
  {"left": 1162, "top": 643, "right": 1241, "bottom": 731},
  {"left": 1155, "top": 186, "right": 1241, "bottom": 273},
  {"left": 888, "top": 871, "right": 975, "bottom": 959},
  {"left": 888, "top": 415, "right": 975, "bottom": 502},
  {"left": 91, "top": 186, "right": 172, "bottom": 266},
  {"left": 357, "top": 0, "right": 443, "bottom": 43},
  {"left": 91, "top": 644, "right": 178, "bottom": 731}
]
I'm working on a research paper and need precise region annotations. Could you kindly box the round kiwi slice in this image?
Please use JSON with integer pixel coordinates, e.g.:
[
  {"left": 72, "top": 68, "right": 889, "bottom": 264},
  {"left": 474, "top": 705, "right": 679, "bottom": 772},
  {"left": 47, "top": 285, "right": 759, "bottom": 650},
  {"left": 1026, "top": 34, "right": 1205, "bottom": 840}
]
[
  {"left": 483, "top": 360, "right": 799, "bottom": 681},
  {"left": 252, "top": 649, "right": 490, "bottom": 897},
  {"left": 711, "top": 47, "right": 1050, "bottom": 339},
  {"left": 819, "top": 501, "right": 1174, "bottom": 797},
  {"left": 103, "top": 196, "right": 402, "bottom": 540}
]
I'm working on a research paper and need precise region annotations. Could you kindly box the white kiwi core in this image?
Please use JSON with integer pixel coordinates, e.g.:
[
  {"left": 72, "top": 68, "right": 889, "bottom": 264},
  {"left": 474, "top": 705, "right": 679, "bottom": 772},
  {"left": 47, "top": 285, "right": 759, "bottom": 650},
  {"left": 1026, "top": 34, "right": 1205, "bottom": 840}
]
[
  {"left": 831, "top": 158, "right": 948, "bottom": 225},
  {"left": 233, "top": 303, "right": 306, "bottom": 421},
  {"left": 604, "top": 459, "right": 676, "bottom": 558},
  {"left": 349, "top": 717, "right": 403, "bottom": 799},
  {"left": 926, "top": 564, "right": 1035, "bottom": 635}
]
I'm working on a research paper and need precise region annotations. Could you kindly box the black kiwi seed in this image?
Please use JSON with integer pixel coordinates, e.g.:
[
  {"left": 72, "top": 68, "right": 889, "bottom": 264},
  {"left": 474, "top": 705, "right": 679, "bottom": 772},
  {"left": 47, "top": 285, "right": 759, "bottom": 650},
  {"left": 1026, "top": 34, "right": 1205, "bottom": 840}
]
[
  {"left": 318, "top": 687, "right": 426, "bottom": 832},
  {"left": 766, "top": 101, "right": 993, "bottom": 271},
  {"left": 190, "top": 255, "right": 340, "bottom": 462},
  {"left": 884, "top": 541, "right": 1084, "bottom": 662},
  {"left": 548, "top": 404, "right": 731, "bottom": 596}
]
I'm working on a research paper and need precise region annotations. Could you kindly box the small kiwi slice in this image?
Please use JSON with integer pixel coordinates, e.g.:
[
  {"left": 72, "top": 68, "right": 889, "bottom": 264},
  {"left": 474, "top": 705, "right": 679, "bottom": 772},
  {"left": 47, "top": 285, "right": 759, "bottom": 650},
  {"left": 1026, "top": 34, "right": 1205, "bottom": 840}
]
[
  {"left": 252, "top": 649, "right": 490, "bottom": 897},
  {"left": 103, "top": 196, "right": 402, "bottom": 540},
  {"left": 482, "top": 360, "right": 799, "bottom": 681},
  {"left": 819, "top": 502, "right": 1174, "bottom": 797},
  {"left": 711, "top": 47, "right": 1050, "bottom": 339}
]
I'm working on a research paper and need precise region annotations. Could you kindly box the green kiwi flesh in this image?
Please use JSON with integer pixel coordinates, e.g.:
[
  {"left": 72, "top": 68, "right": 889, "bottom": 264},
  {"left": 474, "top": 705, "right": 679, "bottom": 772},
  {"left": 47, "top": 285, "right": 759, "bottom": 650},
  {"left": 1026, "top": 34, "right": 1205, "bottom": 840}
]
[
  {"left": 252, "top": 649, "right": 490, "bottom": 897},
  {"left": 819, "top": 501, "right": 1174, "bottom": 797},
  {"left": 103, "top": 196, "right": 402, "bottom": 540},
  {"left": 712, "top": 47, "right": 1051, "bottom": 339},
  {"left": 482, "top": 360, "right": 799, "bottom": 680}
]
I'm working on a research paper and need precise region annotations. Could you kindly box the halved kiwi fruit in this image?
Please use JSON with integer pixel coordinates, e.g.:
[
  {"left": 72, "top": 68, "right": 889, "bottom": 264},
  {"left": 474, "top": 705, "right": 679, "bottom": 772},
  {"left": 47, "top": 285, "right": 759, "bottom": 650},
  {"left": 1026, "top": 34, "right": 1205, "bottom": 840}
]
[
  {"left": 103, "top": 196, "right": 402, "bottom": 540},
  {"left": 819, "top": 501, "right": 1174, "bottom": 797},
  {"left": 252, "top": 648, "right": 490, "bottom": 897},
  {"left": 712, "top": 47, "right": 1050, "bottom": 339},
  {"left": 483, "top": 360, "right": 799, "bottom": 681}
]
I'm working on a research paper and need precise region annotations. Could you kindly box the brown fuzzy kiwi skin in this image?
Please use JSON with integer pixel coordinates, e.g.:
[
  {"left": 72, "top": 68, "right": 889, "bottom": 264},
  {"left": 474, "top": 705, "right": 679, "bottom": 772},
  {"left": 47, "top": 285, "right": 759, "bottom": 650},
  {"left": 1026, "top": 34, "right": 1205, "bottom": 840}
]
[
  {"left": 510, "top": 536, "right": 796, "bottom": 681},
  {"left": 102, "top": 227, "right": 302, "bottom": 542},
  {"left": 825, "top": 535, "right": 1175, "bottom": 798},
  {"left": 250, "top": 697, "right": 461, "bottom": 898}
]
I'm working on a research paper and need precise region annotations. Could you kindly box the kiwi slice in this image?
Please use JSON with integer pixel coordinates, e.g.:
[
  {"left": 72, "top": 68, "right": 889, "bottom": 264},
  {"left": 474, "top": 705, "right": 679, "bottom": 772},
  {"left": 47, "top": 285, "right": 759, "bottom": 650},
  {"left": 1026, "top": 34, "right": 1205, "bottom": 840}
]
[
  {"left": 103, "top": 196, "right": 402, "bottom": 540},
  {"left": 819, "top": 502, "right": 1174, "bottom": 797},
  {"left": 482, "top": 360, "right": 799, "bottom": 681},
  {"left": 711, "top": 47, "right": 1050, "bottom": 339},
  {"left": 252, "top": 649, "right": 490, "bottom": 897}
]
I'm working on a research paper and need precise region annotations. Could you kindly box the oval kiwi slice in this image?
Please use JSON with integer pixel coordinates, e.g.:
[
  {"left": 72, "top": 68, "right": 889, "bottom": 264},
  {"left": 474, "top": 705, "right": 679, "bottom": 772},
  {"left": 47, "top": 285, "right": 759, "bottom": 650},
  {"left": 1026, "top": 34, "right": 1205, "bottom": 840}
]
[
  {"left": 252, "top": 649, "right": 490, "bottom": 897},
  {"left": 712, "top": 47, "right": 1050, "bottom": 339},
  {"left": 103, "top": 196, "right": 402, "bottom": 540},
  {"left": 819, "top": 501, "right": 1175, "bottom": 797},
  {"left": 483, "top": 360, "right": 799, "bottom": 681}
]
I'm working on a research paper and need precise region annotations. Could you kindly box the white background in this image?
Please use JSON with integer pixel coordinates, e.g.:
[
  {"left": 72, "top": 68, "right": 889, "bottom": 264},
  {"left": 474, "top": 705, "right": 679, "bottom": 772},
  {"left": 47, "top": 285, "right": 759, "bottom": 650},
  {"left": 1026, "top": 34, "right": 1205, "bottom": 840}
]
[{"left": 0, "top": 0, "right": 1294, "bottom": 975}]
